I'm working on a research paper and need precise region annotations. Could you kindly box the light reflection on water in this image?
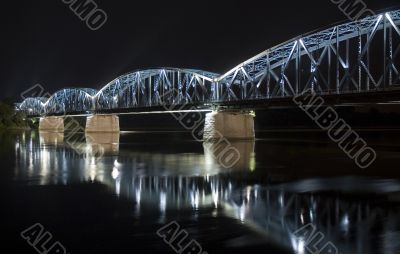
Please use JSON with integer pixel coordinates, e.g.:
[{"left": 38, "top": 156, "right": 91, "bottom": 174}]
[{"left": 13, "top": 131, "right": 400, "bottom": 254}]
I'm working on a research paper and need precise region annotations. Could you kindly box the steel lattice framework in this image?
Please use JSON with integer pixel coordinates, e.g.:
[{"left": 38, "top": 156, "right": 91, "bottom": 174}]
[
  {"left": 95, "top": 68, "right": 218, "bottom": 110},
  {"left": 215, "top": 10, "right": 400, "bottom": 101},
  {"left": 18, "top": 10, "right": 400, "bottom": 116},
  {"left": 18, "top": 97, "right": 48, "bottom": 115},
  {"left": 44, "top": 88, "right": 98, "bottom": 115}
]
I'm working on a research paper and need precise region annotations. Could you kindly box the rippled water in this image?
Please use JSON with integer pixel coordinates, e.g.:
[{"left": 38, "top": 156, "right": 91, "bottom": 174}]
[{"left": 1, "top": 130, "right": 400, "bottom": 254}]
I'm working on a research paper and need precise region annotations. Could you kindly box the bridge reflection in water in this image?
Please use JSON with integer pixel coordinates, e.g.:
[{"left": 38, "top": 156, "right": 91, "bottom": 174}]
[
  {"left": 85, "top": 132, "right": 120, "bottom": 156},
  {"left": 14, "top": 131, "right": 400, "bottom": 254}
]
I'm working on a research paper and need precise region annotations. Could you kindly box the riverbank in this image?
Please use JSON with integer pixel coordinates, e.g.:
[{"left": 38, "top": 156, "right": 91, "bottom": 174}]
[{"left": 0, "top": 100, "right": 30, "bottom": 131}]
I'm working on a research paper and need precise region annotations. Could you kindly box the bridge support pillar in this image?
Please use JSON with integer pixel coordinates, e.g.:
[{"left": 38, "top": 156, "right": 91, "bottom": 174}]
[
  {"left": 85, "top": 115, "right": 120, "bottom": 133},
  {"left": 203, "top": 111, "right": 255, "bottom": 140},
  {"left": 39, "top": 117, "right": 64, "bottom": 132}
]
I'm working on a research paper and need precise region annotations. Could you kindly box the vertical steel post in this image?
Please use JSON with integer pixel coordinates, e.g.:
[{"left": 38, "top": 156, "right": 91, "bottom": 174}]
[
  {"left": 328, "top": 39, "right": 332, "bottom": 92},
  {"left": 336, "top": 26, "right": 340, "bottom": 94},
  {"left": 296, "top": 40, "right": 300, "bottom": 95},
  {"left": 149, "top": 76, "right": 152, "bottom": 107},
  {"left": 346, "top": 39, "right": 350, "bottom": 92},
  {"left": 366, "top": 34, "right": 370, "bottom": 91},
  {"left": 267, "top": 52, "right": 271, "bottom": 98},
  {"left": 389, "top": 26, "right": 393, "bottom": 86},
  {"left": 358, "top": 32, "right": 362, "bottom": 92},
  {"left": 383, "top": 15, "right": 387, "bottom": 89}
]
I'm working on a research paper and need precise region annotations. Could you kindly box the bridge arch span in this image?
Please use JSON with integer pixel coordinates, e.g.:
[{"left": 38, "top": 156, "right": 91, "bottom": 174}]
[
  {"left": 44, "top": 88, "right": 98, "bottom": 115},
  {"left": 214, "top": 10, "right": 400, "bottom": 101},
  {"left": 18, "top": 97, "right": 48, "bottom": 116},
  {"left": 94, "top": 68, "right": 219, "bottom": 110}
]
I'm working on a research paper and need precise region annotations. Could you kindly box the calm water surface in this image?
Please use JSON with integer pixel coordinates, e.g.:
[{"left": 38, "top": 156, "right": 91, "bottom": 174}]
[{"left": 1, "top": 130, "right": 400, "bottom": 254}]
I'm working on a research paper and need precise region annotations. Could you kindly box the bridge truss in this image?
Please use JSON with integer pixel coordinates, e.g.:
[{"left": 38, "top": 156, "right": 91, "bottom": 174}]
[{"left": 18, "top": 10, "right": 400, "bottom": 116}]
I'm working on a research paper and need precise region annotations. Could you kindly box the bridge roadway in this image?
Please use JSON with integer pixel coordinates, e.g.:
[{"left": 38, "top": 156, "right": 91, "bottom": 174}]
[{"left": 27, "top": 87, "right": 400, "bottom": 117}]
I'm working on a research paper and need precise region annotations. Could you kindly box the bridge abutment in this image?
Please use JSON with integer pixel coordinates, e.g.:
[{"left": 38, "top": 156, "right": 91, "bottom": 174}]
[
  {"left": 39, "top": 117, "right": 64, "bottom": 132},
  {"left": 85, "top": 115, "right": 120, "bottom": 133},
  {"left": 203, "top": 111, "right": 255, "bottom": 140}
]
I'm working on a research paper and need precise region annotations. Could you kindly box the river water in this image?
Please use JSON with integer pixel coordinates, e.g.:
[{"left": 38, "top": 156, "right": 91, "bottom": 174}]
[{"left": 1, "top": 130, "right": 400, "bottom": 254}]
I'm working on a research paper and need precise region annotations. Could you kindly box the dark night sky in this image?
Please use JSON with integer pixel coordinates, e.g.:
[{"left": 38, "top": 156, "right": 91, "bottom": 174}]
[{"left": 0, "top": 0, "right": 399, "bottom": 100}]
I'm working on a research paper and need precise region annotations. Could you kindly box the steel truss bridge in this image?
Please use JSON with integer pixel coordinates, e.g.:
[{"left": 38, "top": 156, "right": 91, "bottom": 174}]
[{"left": 18, "top": 10, "right": 400, "bottom": 116}]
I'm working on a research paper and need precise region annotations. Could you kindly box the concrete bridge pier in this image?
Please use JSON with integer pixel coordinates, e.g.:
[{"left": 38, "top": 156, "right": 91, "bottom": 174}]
[
  {"left": 85, "top": 114, "right": 120, "bottom": 133},
  {"left": 39, "top": 116, "right": 64, "bottom": 132},
  {"left": 203, "top": 111, "right": 255, "bottom": 140}
]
